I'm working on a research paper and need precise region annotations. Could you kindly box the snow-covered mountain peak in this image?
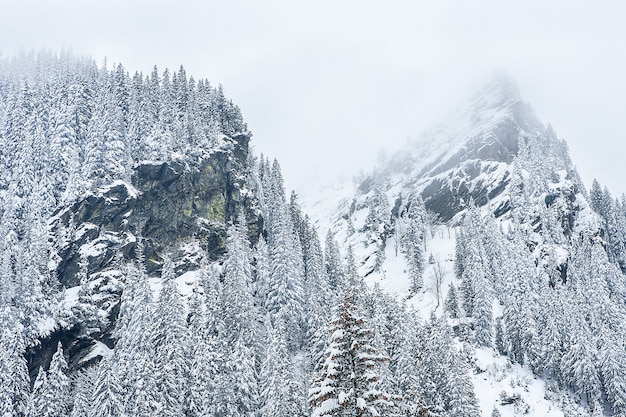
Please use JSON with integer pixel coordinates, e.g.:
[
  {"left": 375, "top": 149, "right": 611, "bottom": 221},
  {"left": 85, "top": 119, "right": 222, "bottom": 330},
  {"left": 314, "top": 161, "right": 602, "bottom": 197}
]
[
  {"left": 304, "top": 75, "right": 589, "bottom": 285},
  {"left": 400, "top": 75, "right": 542, "bottom": 181},
  {"left": 359, "top": 75, "right": 578, "bottom": 224}
]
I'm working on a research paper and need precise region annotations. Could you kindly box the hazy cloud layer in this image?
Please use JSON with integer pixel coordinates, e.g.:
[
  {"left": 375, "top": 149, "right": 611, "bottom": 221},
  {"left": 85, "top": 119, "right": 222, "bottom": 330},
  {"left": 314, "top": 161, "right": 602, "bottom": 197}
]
[{"left": 2, "top": 0, "right": 625, "bottom": 194}]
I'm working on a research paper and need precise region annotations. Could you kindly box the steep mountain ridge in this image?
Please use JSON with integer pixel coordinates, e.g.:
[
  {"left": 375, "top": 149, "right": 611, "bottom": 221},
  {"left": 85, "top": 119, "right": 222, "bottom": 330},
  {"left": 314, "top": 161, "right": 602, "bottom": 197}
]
[
  {"left": 309, "top": 76, "right": 590, "bottom": 278},
  {"left": 303, "top": 77, "right": 626, "bottom": 416},
  {"left": 386, "top": 75, "right": 575, "bottom": 221}
]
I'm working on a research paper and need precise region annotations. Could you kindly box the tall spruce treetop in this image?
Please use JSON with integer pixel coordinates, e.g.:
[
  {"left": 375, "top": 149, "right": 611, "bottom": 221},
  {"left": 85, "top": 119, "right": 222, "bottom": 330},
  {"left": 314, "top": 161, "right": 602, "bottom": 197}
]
[
  {"left": 309, "top": 295, "right": 394, "bottom": 417},
  {"left": 222, "top": 211, "right": 258, "bottom": 345},
  {"left": 32, "top": 342, "right": 71, "bottom": 417},
  {"left": 0, "top": 324, "right": 30, "bottom": 417}
]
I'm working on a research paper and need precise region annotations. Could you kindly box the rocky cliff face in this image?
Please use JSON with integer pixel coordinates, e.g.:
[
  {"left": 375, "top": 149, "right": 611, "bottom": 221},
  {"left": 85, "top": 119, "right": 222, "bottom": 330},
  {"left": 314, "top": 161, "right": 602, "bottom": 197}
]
[
  {"left": 385, "top": 76, "right": 547, "bottom": 222},
  {"left": 50, "top": 132, "right": 259, "bottom": 286},
  {"left": 36, "top": 132, "right": 260, "bottom": 373}
]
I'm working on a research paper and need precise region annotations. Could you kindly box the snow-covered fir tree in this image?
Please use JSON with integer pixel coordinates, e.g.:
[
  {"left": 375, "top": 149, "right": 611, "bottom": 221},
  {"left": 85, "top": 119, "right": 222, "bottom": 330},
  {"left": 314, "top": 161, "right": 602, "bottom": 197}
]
[{"left": 308, "top": 294, "right": 395, "bottom": 417}]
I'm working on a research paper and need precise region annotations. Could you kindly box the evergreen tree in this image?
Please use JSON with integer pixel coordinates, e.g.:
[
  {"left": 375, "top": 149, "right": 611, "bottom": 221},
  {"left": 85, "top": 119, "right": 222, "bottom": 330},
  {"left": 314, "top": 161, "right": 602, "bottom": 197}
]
[
  {"left": 494, "top": 318, "right": 507, "bottom": 356},
  {"left": 560, "top": 312, "right": 601, "bottom": 405},
  {"left": 535, "top": 292, "right": 564, "bottom": 379},
  {"left": 365, "top": 177, "right": 391, "bottom": 271},
  {"left": 444, "top": 283, "right": 460, "bottom": 319},
  {"left": 300, "top": 223, "right": 334, "bottom": 369},
  {"left": 401, "top": 196, "right": 427, "bottom": 293},
  {"left": 222, "top": 214, "right": 258, "bottom": 345},
  {"left": 254, "top": 235, "right": 271, "bottom": 304},
  {"left": 231, "top": 336, "right": 259, "bottom": 417},
  {"left": 308, "top": 295, "right": 395, "bottom": 417},
  {"left": 599, "top": 331, "right": 626, "bottom": 416},
  {"left": 0, "top": 325, "right": 30, "bottom": 417},
  {"left": 185, "top": 284, "right": 209, "bottom": 417},
  {"left": 153, "top": 256, "right": 190, "bottom": 417},
  {"left": 70, "top": 368, "right": 97, "bottom": 417},
  {"left": 90, "top": 357, "right": 126, "bottom": 417},
  {"left": 324, "top": 231, "right": 344, "bottom": 291},
  {"left": 418, "top": 316, "right": 480, "bottom": 417},
  {"left": 30, "top": 343, "right": 71, "bottom": 417},
  {"left": 260, "top": 319, "right": 303, "bottom": 417},
  {"left": 114, "top": 263, "right": 159, "bottom": 417},
  {"left": 264, "top": 192, "right": 305, "bottom": 349}
]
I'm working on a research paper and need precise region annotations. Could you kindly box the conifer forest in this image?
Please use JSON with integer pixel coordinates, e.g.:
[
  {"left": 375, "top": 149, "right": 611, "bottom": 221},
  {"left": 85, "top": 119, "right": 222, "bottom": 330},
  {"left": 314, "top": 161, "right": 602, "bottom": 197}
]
[{"left": 1, "top": 52, "right": 626, "bottom": 417}]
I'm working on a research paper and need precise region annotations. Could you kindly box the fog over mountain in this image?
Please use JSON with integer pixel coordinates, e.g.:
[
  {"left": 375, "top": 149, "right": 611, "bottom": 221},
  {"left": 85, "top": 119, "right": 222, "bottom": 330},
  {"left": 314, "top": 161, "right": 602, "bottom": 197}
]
[{"left": 2, "top": 1, "right": 626, "bottom": 194}]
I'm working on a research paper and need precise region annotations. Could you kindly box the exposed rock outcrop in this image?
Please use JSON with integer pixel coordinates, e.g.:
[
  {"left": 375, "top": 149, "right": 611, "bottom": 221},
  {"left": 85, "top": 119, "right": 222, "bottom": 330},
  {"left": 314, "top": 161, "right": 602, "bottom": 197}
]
[{"left": 50, "top": 133, "right": 260, "bottom": 288}]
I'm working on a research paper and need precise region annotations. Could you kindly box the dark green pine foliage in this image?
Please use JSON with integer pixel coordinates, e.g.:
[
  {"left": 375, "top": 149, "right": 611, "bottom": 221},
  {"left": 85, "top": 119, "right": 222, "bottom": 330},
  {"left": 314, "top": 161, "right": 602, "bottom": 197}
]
[{"left": 308, "top": 295, "right": 395, "bottom": 417}]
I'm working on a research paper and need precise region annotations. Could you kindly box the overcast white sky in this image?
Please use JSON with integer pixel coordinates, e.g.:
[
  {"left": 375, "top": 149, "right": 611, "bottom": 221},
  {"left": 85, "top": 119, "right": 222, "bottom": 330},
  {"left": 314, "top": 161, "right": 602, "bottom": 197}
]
[{"left": 2, "top": 0, "right": 626, "bottom": 196}]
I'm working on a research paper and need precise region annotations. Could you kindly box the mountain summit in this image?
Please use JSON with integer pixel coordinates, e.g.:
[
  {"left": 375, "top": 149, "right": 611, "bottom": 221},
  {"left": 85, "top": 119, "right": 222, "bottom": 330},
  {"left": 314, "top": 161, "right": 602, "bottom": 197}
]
[
  {"left": 316, "top": 75, "right": 587, "bottom": 273},
  {"left": 366, "top": 75, "right": 578, "bottom": 222}
]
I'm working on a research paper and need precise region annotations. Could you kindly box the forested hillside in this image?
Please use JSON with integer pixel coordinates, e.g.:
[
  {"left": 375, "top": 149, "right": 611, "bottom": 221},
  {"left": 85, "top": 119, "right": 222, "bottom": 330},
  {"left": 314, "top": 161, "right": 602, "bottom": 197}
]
[
  {"left": 305, "top": 77, "right": 626, "bottom": 416},
  {"left": 1, "top": 52, "right": 625, "bottom": 417}
]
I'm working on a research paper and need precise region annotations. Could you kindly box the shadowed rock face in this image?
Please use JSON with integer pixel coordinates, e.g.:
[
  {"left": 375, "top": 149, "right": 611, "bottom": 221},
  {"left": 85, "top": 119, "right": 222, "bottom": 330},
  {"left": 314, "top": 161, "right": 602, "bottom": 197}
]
[
  {"left": 384, "top": 77, "right": 545, "bottom": 223},
  {"left": 36, "top": 134, "right": 261, "bottom": 374},
  {"left": 421, "top": 163, "right": 512, "bottom": 222},
  {"left": 51, "top": 134, "right": 260, "bottom": 288}
]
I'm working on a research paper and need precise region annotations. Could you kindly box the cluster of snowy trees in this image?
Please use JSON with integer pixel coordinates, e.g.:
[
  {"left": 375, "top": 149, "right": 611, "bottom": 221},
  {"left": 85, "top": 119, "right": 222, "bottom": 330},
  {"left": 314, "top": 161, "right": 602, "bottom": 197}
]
[
  {"left": 0, "top": 51, "right": 245, "bottom": 208},
  {"left": 396, "top": 194, "right": 429, "bottom": 294},
  {"left": 355, "top": 173, "right": 430, "bottom": 291},
  {"left": 450, "top": 198, "right": 626, "bottom": 414},
  {"left": 589, "top": 178, "right": 626, "bottom": 273},
  {"left": 0, "top": 152, "right": 482, "bottom": 416}
]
